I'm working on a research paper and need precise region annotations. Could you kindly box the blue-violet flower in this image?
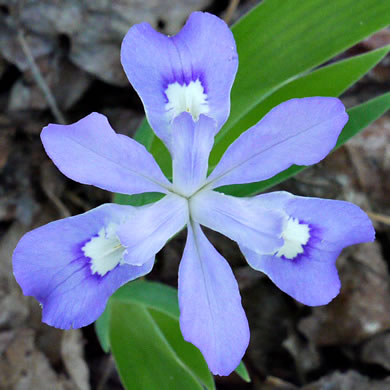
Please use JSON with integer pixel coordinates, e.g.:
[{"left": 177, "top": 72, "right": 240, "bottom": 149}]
[{"left": 13, "top": 12, "right": 375, "bottom": 376}]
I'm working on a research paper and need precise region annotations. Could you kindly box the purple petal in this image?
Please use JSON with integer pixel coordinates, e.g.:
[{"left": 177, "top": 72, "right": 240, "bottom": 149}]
[
  {"left": 207, "top": 97, "right": 348, "bottom": 188},
  {"left": 190, "top": 190, "right": 284, "bottom": 254},
  {"left": 241, "top": 191, "right": 375, "bottom": 306},
  {"left": 121, "top": 12, "right": 237, "bottom": 148},
  {"left": 13, "top": 204, "right": 154, "bottom": 329},
  {"left": 172, "top": 113, "right": 216, "bottom": 196},
  {"left": 118, "top": 194, "right": 188, "bottom": 266},
  {"left": 179, "top": 222, "right": 249, "bottom": 376},
  {"left": 41, "top": 112, "right": 171, "bottom": 195}
]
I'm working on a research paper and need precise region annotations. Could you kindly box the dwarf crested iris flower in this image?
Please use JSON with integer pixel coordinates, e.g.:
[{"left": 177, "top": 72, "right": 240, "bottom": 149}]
[{"left": 13, "top": 12, "right": 375, "bottom": 376}]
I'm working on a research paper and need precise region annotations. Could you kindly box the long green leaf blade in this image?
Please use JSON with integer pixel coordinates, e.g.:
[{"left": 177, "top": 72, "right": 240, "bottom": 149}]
[
  {"left": 110, "top": 301, "right": 205, "bottom": 390},
  {"left": 234, "top": 361, "right": 251, "bottom": 382},
  {"left": 218, "top": 92, "right": 390, "bottom": 197},
  {"left": 117, "top": 1, "right": 390, "bottom": 204},
  {"left": 112, "top": 280, "right": 180, "bottom": 318},
  {"left": 146, "top": 45, "right": 390, "bottom": 181},
  {"left": 94, "top": 281, "right": 180, "bottom": 353},
  {"left": 211, "top": 45, "right": 390, "bottom": 165},
  {"left": 224, "top": 0, "right": 390, "bottom": 138},
  {"left": 149, "top": 308, "right": 216, "bottom": 390},
  {"left": 95, "top": 306, "right": 111, "bottom": 353}
]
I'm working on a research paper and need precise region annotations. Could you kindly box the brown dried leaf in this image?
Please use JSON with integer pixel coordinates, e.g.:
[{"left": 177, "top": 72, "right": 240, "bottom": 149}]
[
  {"left": 302, "top": 370, "right": 390, "bottom": 390},
  {"left": 70, "top": 40, "right": 127, "bottom": 86},
  {"left": 40, "top": 161, "right": 70, "bottom": 218},
  {"left": 299, "top": 242, "right": 390, "bottom": 345},
  {"left": 0, "top": 294, "right": 29, "bottom": 329},
  {"left": 0, "top": 23, "right": 54, "bottom": 72},
  {"left": 0, "top": 221, "right": 29, "bottom": 291},
  {"left": 362, "top": 28, "right": 390, "bottom": 50},
  {"left": 283, "top": 332, "right": 321, "bottom": 375},
  {"left": 345, "top": 115, "right": 390, "bottom": 210},
  {"left": 8, "top": 56, "right": 92, "bottom": 112},
  {"left": 20, "top": 0, "right": 84, "bottom": 36},
  {"left": 2, "top": 0, "right": 214, "bottom": 87},
  {"left": 61, "top": 330, "right": 90, "bottom": 390},
  {"left": 361, "top": 332, "right": 390, "bottom": 370},
  {"left": 0, "top": 115, "right": 14, "bottom": 171},
  {"left": 243, "top": 278, "right": 296, "bottom": 377},
  {"left": 258, "top": 377, "right": 298, "bottom": 390},
  {"left": 0, "top": 328, "right": 70, "bottom": 390}
]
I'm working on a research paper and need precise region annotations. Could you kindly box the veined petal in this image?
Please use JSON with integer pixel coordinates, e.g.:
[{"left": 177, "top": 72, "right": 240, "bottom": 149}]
[
  {"left": 118, "top": 194, "right": 189, "bottom": 266},
  {"left": 207, "top": 97, "right": 348, "bottom": 188},
  {"left": 121, "top": 12, "right": 238, "bottom": 148},
  {"left": 41, "top": 112, "right": 171, "bottom": 195},
  {"left": 190, "top": 190, "right": 284, "bottom": 254},
  {"left": 241, "top": 191, "right": 375, "bottom": 306},
  {"left": 13, "top": 204, "right": 154, "bottom": 329},
  {"left": 172, "top": 113, "right": 216, "bottom": 197},
  {"left": 179, "top": 222, "right": 249, "bottom": 376}
]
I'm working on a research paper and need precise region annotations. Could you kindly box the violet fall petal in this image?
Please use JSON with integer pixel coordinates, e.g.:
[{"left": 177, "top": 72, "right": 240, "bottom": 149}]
[
  {"left": 121, "top": 12, "right": 238, "bottom": 148},
  {"left": 190, "top": 190, "right": 284, "bottom": 255},
  {"left": 41, "top": 112, "right": 171, "bottom": 195},
  {"left": 118, "top": 194, "right": 189, "bottom": 266},
  {"left": 240, "top": 191, "right": 375, "bottom": 306},
  {"left": 179, "top": 222, "right": 250, "bottom": 376},
  {"left": 172, "top": 113, "right": 216, "bottom": 197},
  {"left": 13, "top": 204, "right": 154, "bottom": 329},
  {"left": 207, "top": 97, "right": 349, "bottom": 188}
]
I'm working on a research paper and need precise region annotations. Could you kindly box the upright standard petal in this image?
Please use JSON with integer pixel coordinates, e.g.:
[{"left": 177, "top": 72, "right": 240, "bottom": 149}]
[
  {"left": 179, "top": 222, "right": 249, "bottom": 376},
  {"left": 190, "top": 190, "right": 284, "bottom": 255},
  {"left": 240, "top": 192, "right": 375, "bottom": 306},
  {"left": 172, "top": 113, "right": 216, "bottom": 197},
  {"left": 41, "top": 112, "right": 171, "bottom": 195},
  {"left": 121, "top": 12, "right": 238, "bottom": 148},
  {"left": 13, "top": 204, "right": 154, "bottom": 329},
  {"left": 118, "top": 194, "right": 189, "bottom": 266},
  {"left": 207, "top": 97, "right": 348, "bottom": 188}
]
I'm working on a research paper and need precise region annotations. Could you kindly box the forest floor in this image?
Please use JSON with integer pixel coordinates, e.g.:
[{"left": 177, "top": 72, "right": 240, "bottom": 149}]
[{"left": 0, "top": 1, "right": 390, "bottom": 389}]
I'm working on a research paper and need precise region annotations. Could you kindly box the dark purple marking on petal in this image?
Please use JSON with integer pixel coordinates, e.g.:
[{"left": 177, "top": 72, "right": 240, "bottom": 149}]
[
  {"left": 241, "top": 191, "right": 375, "bottom": 306},
  {"left": 121, "top": 12, "right": 237, "bottom": 147},
  {"left": 161, "top": 71, "right": 208, "bottom": 102},
  {"left": 13, "top": 204, "right": 154, "bottom": 329}
]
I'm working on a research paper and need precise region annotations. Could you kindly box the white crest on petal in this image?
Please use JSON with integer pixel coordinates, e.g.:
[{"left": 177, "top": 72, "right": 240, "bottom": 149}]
[
  {"left": 82, "top": 222, "right": 126, "bottom": 276},
  {"left": 165, "top": 79, "right": 209, "bottom": 122},
  {"left": 276, "top": 217, "right": 310, "bottom": 259}
]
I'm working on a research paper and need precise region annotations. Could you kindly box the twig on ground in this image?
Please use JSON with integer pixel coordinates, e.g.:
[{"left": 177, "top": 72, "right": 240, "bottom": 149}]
[
  {"left": 366, "top": 211, "right": 390, "bottom": 226},
  {"left": 96, "top": 355, "right": 115, "bottom": 390},
  {"left": 224, "top": 0, "right": 240, "bottom": 24},
  {"left": 16, "top": 29, "right": 67, "bottom": 124}
]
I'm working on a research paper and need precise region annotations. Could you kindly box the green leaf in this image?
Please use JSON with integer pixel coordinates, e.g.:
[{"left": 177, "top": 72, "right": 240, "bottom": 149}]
[
  {"left": 148, "top": 308, "right": 216, "bottom": 390},
  {"left": 97, "top": 280, "right": 250, "bottom": 388},
  {"left": 97, "top": 281, "right": 215, "bottom": 390},
  {"left": 217, "top": 92, "right": 390, "bottom": 197},
  {"left": 234, "top": 361, "right": 251, "bottom": 383},
  {"left": 129, "top": 46, "right": 390, "bottom": 193},
  {"left": 110, "top": 301, "right": 209, "bottom": 390},
  {"left": 143, "top": 0, "right": 390, "bottom": 177},
  {"left": 114, "top": 116, "right": 165, "bottom": 205},
  {"left": 95, "top": 305, "right": 111, "bottom": 353},
  {"left": 94, "top": 281, "right": 180, "bottom": 353},
  {"left": 114, "top": 191, "right": 164, "bottom": 206},
  {"left": 223, "top": 0, "right": 390, "bottom": 138},
  {"left": 117, "top": 1, "right": 390, "bottom": 203},
  {"left": 134, "top": 117, "right": 156, "bottom": 149},
  {"left": 112, "top": 280, "right": 180, "bottom": 318},
  {"left": 211, "top": 45, "right": 390, "bottom": 165}
]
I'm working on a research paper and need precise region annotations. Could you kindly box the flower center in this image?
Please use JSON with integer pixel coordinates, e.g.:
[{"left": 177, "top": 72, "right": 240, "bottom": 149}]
[
  {"left": 82, "top": 223, "right": 126, "bottom": 276},
  {"left": 165, "top": 79, "right": 209, "bottom": 122},
  {"left": 276, "top": 217, "right": 310, "bottom": 259}
]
